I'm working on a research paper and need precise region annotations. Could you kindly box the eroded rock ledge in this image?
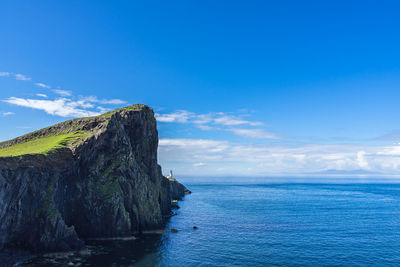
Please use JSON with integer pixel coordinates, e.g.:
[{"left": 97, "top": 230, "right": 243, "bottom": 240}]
[{"left": 0, "top": 104, "right": 190, "bottom": 252}]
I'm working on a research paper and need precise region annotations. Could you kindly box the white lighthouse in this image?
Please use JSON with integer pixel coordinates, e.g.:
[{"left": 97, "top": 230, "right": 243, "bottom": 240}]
[{"left": 167, "top": 170, "right": 173, "bottom": 178}]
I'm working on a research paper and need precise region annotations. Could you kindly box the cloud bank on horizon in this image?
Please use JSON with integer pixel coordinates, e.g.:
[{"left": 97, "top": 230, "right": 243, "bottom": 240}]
[{"left": 158, "top": 138, "right": 400, "bottom": 177}]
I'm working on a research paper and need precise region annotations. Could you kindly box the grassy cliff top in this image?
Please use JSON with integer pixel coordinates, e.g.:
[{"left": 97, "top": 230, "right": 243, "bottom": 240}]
[
  {"left": 0, "top": 104, "right": 150, "bottom": 158},
  {"left": 0, "top": 132, "right": 90, "bottom": 157}
]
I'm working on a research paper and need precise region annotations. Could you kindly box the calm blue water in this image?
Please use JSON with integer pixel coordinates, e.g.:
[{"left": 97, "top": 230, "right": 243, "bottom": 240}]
[{"left": 23, "top": 180, "right": 400, "bottom": 266}]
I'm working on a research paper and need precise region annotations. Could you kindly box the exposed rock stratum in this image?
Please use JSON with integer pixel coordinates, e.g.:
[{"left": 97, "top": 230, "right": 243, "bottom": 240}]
[{"left": 0, "top": 104, "right": 189, "bottom": 252}]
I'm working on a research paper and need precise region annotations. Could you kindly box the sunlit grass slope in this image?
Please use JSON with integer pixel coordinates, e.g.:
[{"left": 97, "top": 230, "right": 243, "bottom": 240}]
[
  {"left": 0, "top": 104, "right": 149, "bottom": 158},
  {"left": 0, "top": 131, "right": 88, "bottom": 157}
]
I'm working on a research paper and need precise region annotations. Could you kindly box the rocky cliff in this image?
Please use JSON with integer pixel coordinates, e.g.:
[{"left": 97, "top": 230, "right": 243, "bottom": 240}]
[{"left": 0, "top": 104, "right": 190, "bottom": 253}]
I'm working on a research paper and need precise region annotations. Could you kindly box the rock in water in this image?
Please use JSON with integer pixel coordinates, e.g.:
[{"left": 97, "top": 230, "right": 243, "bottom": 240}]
[{"left": 0, "top": 104, "right": 190, "bottom": 252}]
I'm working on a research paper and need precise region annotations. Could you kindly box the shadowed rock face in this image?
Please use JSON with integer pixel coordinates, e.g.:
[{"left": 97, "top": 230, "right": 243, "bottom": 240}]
[{"left": 0, "top": 105, "right": 189, "bottom": 252}]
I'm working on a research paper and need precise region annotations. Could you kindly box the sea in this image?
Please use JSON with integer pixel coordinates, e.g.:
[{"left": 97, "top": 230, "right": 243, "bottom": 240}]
[{"left": 16, "top": 177, "right": 400, "bottom": 266}]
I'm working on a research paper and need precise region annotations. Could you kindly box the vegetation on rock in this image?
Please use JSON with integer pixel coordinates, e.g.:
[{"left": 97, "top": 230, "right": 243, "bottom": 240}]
[
  {"left": 0, "top": 104, "right": 148, "bottom": 158},
  {"left": 0, "top": 104, "right": 190, "bottom": 253},
  {"left": 0, "top": 131, "right": 89, "bottom": 157}
]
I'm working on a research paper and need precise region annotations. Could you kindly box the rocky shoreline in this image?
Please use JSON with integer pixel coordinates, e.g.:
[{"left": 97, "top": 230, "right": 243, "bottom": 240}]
[{"left": 0, "top": 105, "right": 190, "bottom": 265}]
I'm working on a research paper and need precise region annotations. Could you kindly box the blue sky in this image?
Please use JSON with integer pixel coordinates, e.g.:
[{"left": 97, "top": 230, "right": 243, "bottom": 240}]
[{"left": 1, "top": 1, "right": 400, "bottom": 176}]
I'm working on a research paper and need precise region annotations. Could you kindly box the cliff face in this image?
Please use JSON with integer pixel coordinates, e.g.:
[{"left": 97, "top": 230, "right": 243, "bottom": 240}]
[{"left": 0, "top": 105, "right": 189, "bottom": 252}]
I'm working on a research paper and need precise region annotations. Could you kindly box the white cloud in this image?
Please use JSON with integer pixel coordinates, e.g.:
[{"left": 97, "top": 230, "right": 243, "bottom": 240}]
[
  {"left": 193, "top": 162, "right": 207, "bottom": 167},
  {"left": 3, "top": 97, "right": 100, "bottom": 117},
  {"left": 196, "top": 125, "right": 214, "bottom": 131},
  {"left": 357, "top": 151, "right": 369, "bottom": 169},
  {"left": 192, "top": 114, "right": 213, "bottom": 124},
  {"left": 156, "top": 110, "right": 262, "bottom": 126},
  {"left": 1, "top": 72, "right": 126, "bottom": 106},
  {"left": 377, "top": 145, "right": 400, "bottom": 156},
  {"left": 156, "top": 110, "right": 271, "bottom": 140},
  {"left": 227, "top": 128, "right": 278, "bottom": 139},
  {"left": 99, "top": 99, "right": 127, "bottom": 105},
  {"left": 159, "top": 139, "right": 229, "bottom": 159},
  {"left": 97, "top": 106, "right": 110, "bottom": 113},
  {"left": 1, "top": 111, "right": 14, "bottom": 117},
  {"left": 35, "top": 82, "right": 51, "bottom": 89},
  {"left": 14, "top": 73, "right": 31, "bottom": 81},
  {"left": 53, "top": 89, "right": 72, "bottom": 97},
  {"left": 0, "top": 72, "right": 10, "bottom": 77},
  {"left": 160, "top": 138, "right": 229, "bottom": 149},
  {"left": 156, "top": 110, "right": 193, "bottom": 123},
  {"left": 69, "top": 99, "right": 94, "bottom": 109},
  {"left": 158, "top": 138, "right": 400, "bottom": 176},
  {"left": 1, "top": 72, "right": 127, "bottom": 118},
  {"left": 213, "top": 115, "right": 262, "bottom": 126},
  {"left": 78, "top": 96, "right": 127, "bottom": 105}
]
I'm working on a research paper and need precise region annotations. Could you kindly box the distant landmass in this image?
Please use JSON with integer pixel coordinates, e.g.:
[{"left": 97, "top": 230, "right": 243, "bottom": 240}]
[{"left": 309, "top": 169, "right": 384, "bottom": 176}]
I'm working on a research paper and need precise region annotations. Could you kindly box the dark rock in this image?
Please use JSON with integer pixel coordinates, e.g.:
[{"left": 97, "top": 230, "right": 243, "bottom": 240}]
[
  {"left": 169, "top": 180, "right": 191, "bottom": 200},
  {"left": 169, "top": 211, "right": 177, "bottom": 217},
  {"left": 0, "top": 249, "right": 35, "bottom": 267},
  {"left": 193, "top": 226, "right": 198, "bottom": 230},
  {"left": 170, "top": 228, "right": 179, "bottom": 233},
  {"left": 0, "top": 105, "right": 189, "bottom": 253}
]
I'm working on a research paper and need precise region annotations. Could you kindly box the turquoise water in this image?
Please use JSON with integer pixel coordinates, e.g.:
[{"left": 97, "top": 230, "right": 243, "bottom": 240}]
[{"left": 23, "top": 180, "right": 400, "bottom": 266}]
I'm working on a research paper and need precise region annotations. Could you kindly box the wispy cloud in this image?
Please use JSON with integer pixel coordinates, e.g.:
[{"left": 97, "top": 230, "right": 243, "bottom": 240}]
[
  {"left": 4, "top": 94, "right": 126, "bottom": 118},
  {"left": 3, "top": 97, "right": 101, "bottom": 117},
  {"left": 156, "top": 110, "right": 193, "bottom": 123},
  {"left": 14, "top": 73, "right": 31, "bottom": 81},
  {"left": 98, "top": 99, "right": 127, "bottom": 105},
  {"left": 156, "top": 110, "right": 263, "bottom": 126},
  {"left": 35, "top": 82, "right": 51, "bottom": 89},
  {"left": 0, "top": 72, "right": 10, "bottom": 77},
  {"left": 159, "top": 139, "right": 229, "bottom": 155},
  {"left": 193, "top": 162, "right": 207, "bottom": 167},
  {"left": 79, "top": 96, "right": 127, "bottom": 105},
  {"left": 97, "top": 106, "right": 110, "bottom": 113},
  {"left": 196, "top": 125, "right": 214, "bottom": 131},
  {"left": 1, "top": 111, "right": 15, "bottom": 117},
  {"left": 156, "top": 110, "right": 275, "bottom": 139},
  {"left": 4, "top": 93, "right": 127, "bottom": 118},
  {"left": 373, "top": 130, "right": 400, "bottom": 141},
  {"left": 227, "top": 128, "right": 278, "bottom": 139},
  {"left": 214, "top": 115, "right": 262, "bottom": 126},
  {"left": 1, "top": 71, "right": 128, "bottom": 118},
  {"left": 36, "top": 93, "right": 48, "bottom": 98},
  {"left": 192, "top": 114, "right": 213, "bottom": 124},
  {"left": 53, "top": 89, "right": 72, "bottom": 97}
]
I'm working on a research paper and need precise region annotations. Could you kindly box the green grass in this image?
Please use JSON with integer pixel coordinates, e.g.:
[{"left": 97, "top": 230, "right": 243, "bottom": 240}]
[
  {"left": 100, "top": 104, "right": 148, "bottom": 118},
  {"left": 0, "top": 104, "right": 149, "bottom": 158},
  {"left": 0, "top": 131, "right": 89, "bottom": 157}
]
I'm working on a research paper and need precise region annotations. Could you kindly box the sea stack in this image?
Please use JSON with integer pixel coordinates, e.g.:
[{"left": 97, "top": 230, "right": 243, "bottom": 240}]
[{"left": 0, "top": 104, "right": 189, "bottom": 252}]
